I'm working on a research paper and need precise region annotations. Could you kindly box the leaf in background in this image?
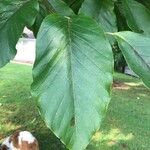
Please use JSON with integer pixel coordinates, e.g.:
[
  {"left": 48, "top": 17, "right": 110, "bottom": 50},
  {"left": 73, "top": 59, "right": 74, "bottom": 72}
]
[
  {"left": 30, "top": 1, "right": 49, "bottom": 37},
  {"left": 63, "top": 0, "right": 84, "bottom": 14},
  {"left": 48, "top": 0, "right": 74, "bottom": 16},
  {"left": 114, "top": 1, "right": 130, "bottom": 31},
  {"left": 122, "top": 0, "right": 150, "bottom": 34},
  {"left": 112, "top": 31, "right": 150, "bottom": 88},
  {"left": 0, "top": 0, "right": 39, "bottom": 68},
  {"left": 32, "top": 14, "right": 113, "bottom": 150},
  {"left": 136, "top": 0, "right": 150, "bottom": 10},
  {"left": 21, "top": 0, "right": 74, "bottom": 37},
  {"left": 80, "top": 0, "right": 117, "bottom": 33}
]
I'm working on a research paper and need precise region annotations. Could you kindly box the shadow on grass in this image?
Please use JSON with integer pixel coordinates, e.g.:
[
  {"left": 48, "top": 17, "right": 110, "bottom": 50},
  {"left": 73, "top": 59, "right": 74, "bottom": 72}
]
[
  {"left": 1, "top": 97, "right": 136, "bottom": 150},
  {"left": 87, "top": 129, "right": 134, "bottom": 150},
  {"left": 0, "top": 98, "right": 66, "bottom": 150},
  {"left": 0, "top": 64, "right": 150, "bottom": 150}
]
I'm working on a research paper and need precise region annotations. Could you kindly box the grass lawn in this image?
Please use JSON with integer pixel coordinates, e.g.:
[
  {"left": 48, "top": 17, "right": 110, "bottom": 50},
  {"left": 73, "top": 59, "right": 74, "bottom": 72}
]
[{"left": 0, "top": 63, "right": 150, "bottom": 150}]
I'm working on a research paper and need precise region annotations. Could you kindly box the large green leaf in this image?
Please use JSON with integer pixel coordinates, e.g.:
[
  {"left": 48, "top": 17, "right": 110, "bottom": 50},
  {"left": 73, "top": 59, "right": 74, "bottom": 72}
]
[
  {"left": 0, "top": 0, "right": 39, "bottom": 68},
  {"left": 32, "top": 14, "right": 113, "bottom": 150},
  {"left": 80, "top": 0, "right": 117, "bottom": 33},
  {"left": 122, "top": 0, "right": 150, "bottom": 34},
  {"left": 112, "top": 31, "right": 150, "bottom": 88}
]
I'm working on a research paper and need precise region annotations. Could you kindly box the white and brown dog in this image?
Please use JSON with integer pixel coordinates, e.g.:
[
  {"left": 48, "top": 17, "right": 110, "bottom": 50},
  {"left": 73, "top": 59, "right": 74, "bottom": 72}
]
[{"left": 0, "top": 131, "right": 39, "bottom": 150}]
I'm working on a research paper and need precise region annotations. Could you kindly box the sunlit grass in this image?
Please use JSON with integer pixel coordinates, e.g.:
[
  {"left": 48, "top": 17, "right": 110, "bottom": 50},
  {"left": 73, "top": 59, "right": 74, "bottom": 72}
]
[
  {"left": 92, "top": 128, "right": 134, "bottom": 147},
  {"left": 0, "top": 63, "right": 150, "bottom": 150}
]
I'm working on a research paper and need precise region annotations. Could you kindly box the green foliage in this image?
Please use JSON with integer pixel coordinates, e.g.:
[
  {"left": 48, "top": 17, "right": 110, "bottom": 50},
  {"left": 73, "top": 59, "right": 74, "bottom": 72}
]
[
  {"left": 112, "top": 44, "right": 126, "bottom": 72},
  {"left": 0, "top": 0, "right": 39, "bottom": 67},
  {"left": 47, "top": 0, "right": 74, "bottom": 16},
  {"left": 62, "top": 0, "right": 84, "bottom": 14},
  {"left": 80, "top": 0, "right": 117, "bottom": 44},
  {"left": 80, "top": 0, "right": 117, "bottom": 33},
  {"left": 136, "top": 0, "right": 150, "bottom": 9},
  {"left": 121, "top": 0, "right": 150, "bottom": 34},
  {"left": 0, "top": 0, "right": 150, "bottom": 150},
  {"left": 30, "top": 1, "right": 49, "bottom": 37},
  {"left": 112, "top": 31, "right": 150, "bottom": 88}
]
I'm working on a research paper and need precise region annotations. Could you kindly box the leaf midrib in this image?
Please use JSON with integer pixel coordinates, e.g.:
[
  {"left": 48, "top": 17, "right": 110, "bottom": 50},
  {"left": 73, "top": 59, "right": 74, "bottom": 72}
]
[{"left": 66, "top": 17, "right": 77, "bottom": 133}]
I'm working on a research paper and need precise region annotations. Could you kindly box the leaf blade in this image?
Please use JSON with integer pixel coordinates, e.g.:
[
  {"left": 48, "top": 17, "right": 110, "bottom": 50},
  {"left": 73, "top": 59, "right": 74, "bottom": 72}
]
[{"left": 32, "top": 14, "right": 113, "bottom": 150}]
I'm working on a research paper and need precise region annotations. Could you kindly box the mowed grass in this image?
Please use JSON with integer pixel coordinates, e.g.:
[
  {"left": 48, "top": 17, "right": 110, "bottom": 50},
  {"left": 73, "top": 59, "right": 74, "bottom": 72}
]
[{"left": 0, "top": 63, "right": 150, "bottom": 150}]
